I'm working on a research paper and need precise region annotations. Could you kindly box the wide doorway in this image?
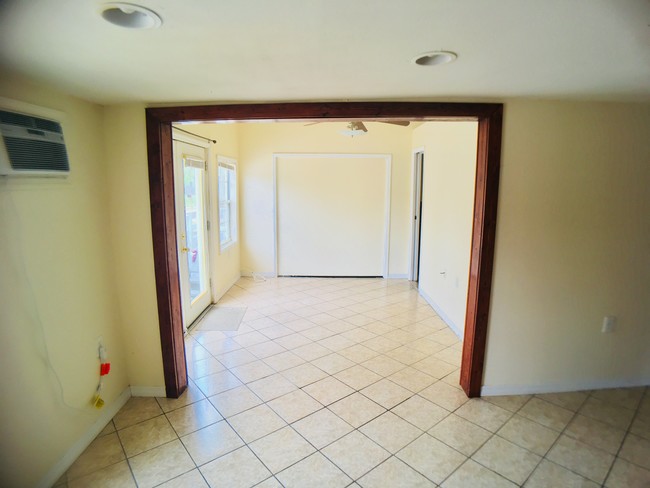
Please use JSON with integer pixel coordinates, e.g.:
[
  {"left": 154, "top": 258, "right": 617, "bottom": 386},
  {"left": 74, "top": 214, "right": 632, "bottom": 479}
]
[{"left": 146, "top": 102, "right": 503, "bottom": 398}]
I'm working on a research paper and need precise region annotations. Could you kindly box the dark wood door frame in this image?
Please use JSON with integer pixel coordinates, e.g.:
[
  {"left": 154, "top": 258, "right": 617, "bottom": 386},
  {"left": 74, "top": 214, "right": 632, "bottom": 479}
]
[{"left": 145, "top": 102, "right": 503, "bottom": 398}]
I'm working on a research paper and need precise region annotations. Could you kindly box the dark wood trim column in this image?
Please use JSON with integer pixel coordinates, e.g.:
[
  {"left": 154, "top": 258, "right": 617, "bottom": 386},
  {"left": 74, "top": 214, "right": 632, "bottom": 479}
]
[
  {"left": 460, "top": 106, "right": 503, "bottom": 397},
  {"left": 146, "top": 112, "right": 187, "bottom": 398}
]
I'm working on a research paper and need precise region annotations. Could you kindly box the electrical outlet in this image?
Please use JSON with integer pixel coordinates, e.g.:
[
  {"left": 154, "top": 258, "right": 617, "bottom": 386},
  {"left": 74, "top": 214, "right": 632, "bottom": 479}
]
[{"left": 601, "top": 315, "right": 617, "bottom": 333}]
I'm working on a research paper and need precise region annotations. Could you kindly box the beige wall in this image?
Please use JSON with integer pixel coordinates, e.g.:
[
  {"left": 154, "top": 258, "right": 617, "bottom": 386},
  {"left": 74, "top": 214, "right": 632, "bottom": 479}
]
[
  {"left": 103, "top": 105, "right": 164, "bottom": 388},
  {"left": 237, "top": 122, "right": 413, "bottom": 276},
  {"left": 0, "top": 76, "right": 129, "bottom": 487},
  {"left": 412, "top": 122, "right": 478, "bottom": 336},
  {"left": 189, "top": 123, "right": 241, "bottom": 300},
  {"left": 483, "top": 101, "right": 650, "bottom": 393}
]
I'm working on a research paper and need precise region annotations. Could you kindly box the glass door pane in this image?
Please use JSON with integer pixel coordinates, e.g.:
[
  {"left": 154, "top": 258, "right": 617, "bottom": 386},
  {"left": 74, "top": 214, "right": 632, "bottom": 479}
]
[
  {"left": 183, "top": 160, "right": 206, "bottom": 302},
  {"left": 173, "top": 136, "right": 212, "bottom": 330}
]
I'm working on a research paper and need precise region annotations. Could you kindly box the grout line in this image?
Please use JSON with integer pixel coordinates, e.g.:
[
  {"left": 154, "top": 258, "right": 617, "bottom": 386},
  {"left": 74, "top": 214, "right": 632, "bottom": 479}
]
[
  {"left": 181, "top": 278, "right": 647, "bottom": 487},
  {"left": 208, "top": 414, "right": 277, "bottom": 478},
  {"left": 433, "top": 397, "right": 519, "bottom": 486},
  {"left": 522, "top": 391, "right": 599, "bottom": 486},
  {"left": 601, "top": 386, "right": 648, "bottom": 486},
  {"left": 195, "top": 281, "right": 465, "bottom": 483},
  {"left": 112, "top": 425, "right": 140, "bottom": 487}
]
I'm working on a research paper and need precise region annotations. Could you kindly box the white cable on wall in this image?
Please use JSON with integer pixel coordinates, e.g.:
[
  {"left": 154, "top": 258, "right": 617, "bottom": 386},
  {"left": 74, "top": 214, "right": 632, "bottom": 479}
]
[
  {"left": 241, "top": 269, "right": 267, "bottom": 283},
  {"left": 1, "top": 186, "right": 94, "bottom": 414}
]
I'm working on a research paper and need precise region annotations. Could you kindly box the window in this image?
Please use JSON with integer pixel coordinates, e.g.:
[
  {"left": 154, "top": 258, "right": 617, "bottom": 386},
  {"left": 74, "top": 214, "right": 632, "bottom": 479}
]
[{"left": 217, "top": 158, "right": 237, "bottom": 250}]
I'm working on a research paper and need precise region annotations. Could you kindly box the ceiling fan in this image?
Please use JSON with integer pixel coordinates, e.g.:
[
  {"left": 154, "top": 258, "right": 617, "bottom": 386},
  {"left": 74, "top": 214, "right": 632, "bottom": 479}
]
[{"left": 305, "top": 120, "right": 411, "bottom": 137}]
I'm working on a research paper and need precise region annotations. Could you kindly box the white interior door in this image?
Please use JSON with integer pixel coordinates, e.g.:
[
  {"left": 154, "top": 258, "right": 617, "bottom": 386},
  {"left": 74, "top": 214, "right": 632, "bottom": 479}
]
[
  {"left": 275, "top": 154, "right": 390, "bottom": 277},
  {"left": 173, "top": 135, "right": 212, "bottom": 328}
]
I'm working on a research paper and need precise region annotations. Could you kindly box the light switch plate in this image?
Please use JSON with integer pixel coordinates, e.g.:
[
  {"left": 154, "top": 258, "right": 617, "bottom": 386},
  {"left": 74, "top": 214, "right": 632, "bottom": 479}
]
[{"left": 602, "top": 315, "right": 617, "bottom": 333}]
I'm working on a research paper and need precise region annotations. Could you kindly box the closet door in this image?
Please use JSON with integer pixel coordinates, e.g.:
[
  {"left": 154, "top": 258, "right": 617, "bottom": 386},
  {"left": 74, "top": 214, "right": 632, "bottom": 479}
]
[{"left": 276, "top": 154, "right": 390, "bottom": 277}]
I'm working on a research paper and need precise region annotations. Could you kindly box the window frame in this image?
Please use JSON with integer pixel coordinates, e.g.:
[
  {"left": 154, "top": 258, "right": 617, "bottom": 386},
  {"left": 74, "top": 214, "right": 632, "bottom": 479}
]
[{"left": 217, "top": 156, "right": 238, "bottom": 252}]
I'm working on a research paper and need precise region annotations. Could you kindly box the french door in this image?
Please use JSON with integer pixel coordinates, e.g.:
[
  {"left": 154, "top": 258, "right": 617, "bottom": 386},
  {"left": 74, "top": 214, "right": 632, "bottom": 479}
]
[{"left": 172, "top": 132, "right": 212, "bottom": 330}]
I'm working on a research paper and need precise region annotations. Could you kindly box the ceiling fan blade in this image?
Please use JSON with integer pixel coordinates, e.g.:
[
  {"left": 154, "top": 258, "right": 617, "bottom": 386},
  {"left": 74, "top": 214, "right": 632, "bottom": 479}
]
[
  {"left": 380, "top": 120, "right": 411, "bottom": 127},
  {"left": 357, "top": 121, "right": 368, "bottom": 132}
]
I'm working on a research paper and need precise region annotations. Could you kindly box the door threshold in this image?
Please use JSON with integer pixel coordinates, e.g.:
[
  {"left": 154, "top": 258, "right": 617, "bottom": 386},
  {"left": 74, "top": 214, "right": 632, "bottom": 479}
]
[{"left": 185, "top": 305, "right": 213, "bottom": 334}]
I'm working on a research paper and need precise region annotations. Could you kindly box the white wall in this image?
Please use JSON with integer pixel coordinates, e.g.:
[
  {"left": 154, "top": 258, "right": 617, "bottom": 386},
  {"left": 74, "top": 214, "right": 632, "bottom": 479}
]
[
  {"left": 412, "top": 122, "right": 478, "bottom": 337},
  {"left": 237, "top": 122, "right": 413, "bottom": 277},
  {"left": 483, "top": 100, "right": 650, "bottom": 394},
  {"left": 0, "top": 76, "right": 130, "bottom": 487}
]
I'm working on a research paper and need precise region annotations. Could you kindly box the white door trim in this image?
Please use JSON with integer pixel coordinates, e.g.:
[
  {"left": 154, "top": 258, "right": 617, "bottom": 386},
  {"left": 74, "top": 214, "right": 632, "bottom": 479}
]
[
  {"left": 409, "top": 147, "right": 425, "bottom": 281},
  {"left": 272, "top": 152, "right": 392, "bottom": 278}
]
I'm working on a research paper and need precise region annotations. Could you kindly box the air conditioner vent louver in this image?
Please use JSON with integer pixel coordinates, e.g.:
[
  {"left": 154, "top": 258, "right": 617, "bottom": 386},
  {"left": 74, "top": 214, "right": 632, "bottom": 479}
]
[
  {"left": 0, "top": 111, "right": 35, "bottom": 128},
  {"left": 34, "top": 118, "right": 63, "bottom": 133},
  {"left": 3, "top": 137, "right": 70, "bottom": 172},
  {"left": 0, "top": 108, "right": 70, "bottom": 176}
]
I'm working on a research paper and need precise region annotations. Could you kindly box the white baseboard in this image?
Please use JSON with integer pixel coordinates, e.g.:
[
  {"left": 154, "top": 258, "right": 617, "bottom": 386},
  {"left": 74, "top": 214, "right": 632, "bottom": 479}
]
[
  {"left": 37, "top": 387, "right": 131, "bottom": 488},
  {"left": 417, "top": 289, "right": 463, "bottom": 339},
  {"left": 130, "top": 385, "right": 166, "bottom": 397},
  {"left": 241, "top": 272, "right": 406, "bottom": 280},
  {"left": 240, "top": 270, "right": 275, "bottom": 278},
  {"left": 482, "top": 377, "right": 650, "bottom": 397}
]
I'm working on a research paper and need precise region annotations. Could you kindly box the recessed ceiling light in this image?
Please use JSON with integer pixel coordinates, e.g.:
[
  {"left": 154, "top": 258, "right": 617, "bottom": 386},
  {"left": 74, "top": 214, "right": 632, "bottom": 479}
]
[
  {"left": 413, "top": 51, "right": 457, "bottom": 66},
  {"left": 101, "top": 3, "right": 162, "bottom": 29}
]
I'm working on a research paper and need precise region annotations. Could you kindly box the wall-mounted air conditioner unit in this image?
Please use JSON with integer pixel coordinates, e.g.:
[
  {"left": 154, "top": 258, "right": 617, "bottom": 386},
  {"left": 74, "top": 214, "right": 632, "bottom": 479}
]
[{"left": 0, "top": 108, "right": 70, "bottom": 177}]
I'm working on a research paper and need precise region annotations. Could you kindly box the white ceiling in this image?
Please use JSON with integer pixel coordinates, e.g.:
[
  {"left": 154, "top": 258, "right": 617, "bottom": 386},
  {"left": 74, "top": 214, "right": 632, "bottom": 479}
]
[{"left": 1, "top": 0, "right": 649, "bottom": 105}]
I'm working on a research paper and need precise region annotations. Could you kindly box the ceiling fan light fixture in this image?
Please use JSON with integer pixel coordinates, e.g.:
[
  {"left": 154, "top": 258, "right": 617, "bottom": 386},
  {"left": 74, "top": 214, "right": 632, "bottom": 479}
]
[
  {"left": 101, "top": 3, "right": 162, "bottom": 29},
  {"left": 340, "top": 121, "right": 368, "bottom": 137},
  {"left": 413, "top": 51, "right": 457, "bottom": 66},
  {"left": 339, "top": 129, "right": 367, "bottom": 137}
]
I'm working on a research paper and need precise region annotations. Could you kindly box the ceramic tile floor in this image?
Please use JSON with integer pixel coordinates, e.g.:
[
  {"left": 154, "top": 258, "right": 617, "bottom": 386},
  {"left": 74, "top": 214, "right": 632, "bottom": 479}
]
[{"left": 57, "top": 278, "right": 650, "bottom": 488}]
